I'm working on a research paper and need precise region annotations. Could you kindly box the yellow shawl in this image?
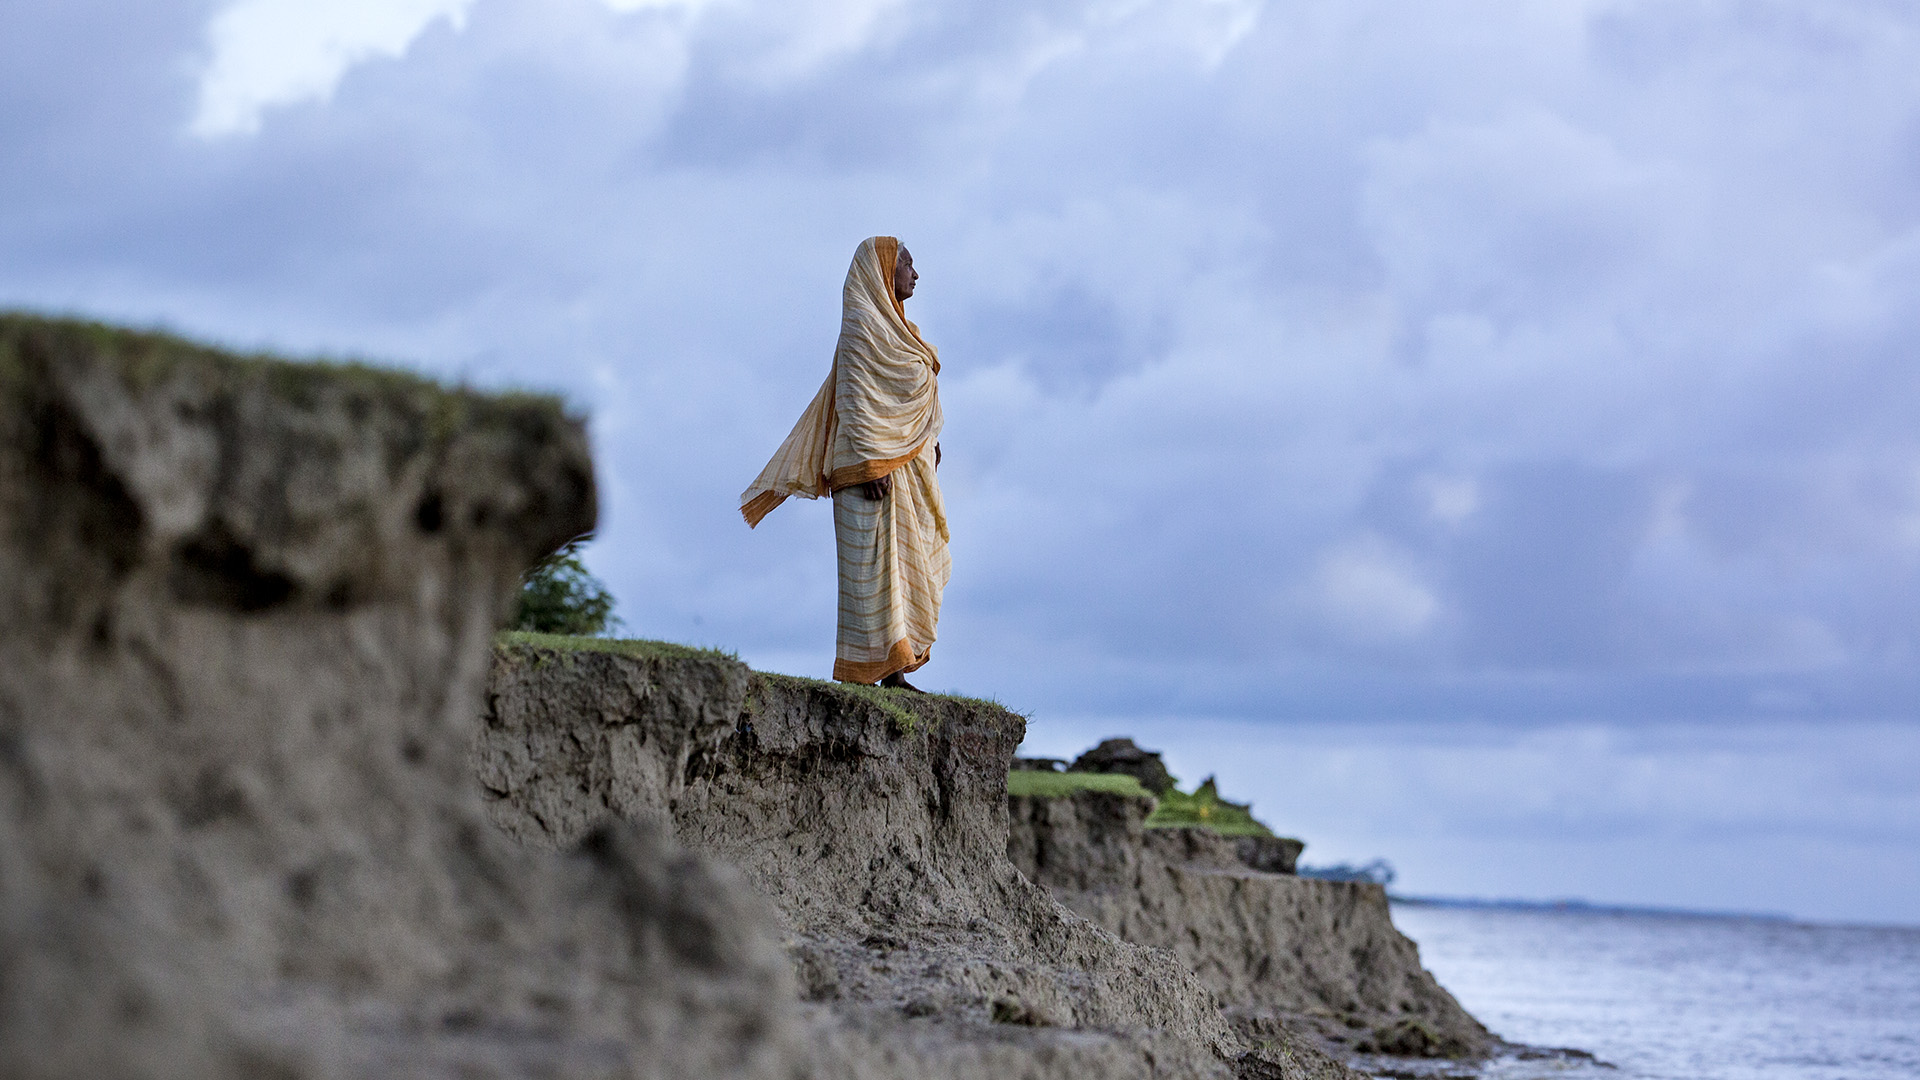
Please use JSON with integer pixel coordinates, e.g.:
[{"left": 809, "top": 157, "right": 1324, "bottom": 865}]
[{"left": 740, "top": 236, "right": 942, "bottom": 527}]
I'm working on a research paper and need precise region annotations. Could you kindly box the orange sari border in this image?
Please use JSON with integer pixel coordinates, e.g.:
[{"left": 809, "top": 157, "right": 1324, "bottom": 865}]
[
  {"left": 827, "top": 438, "right": 933, "bottom": 492},
  {"left": 875, "top": 236, "right": 903, "bottom": 321},
  {"left": 740, "top": 490, "right": 787, "bottom": 528},
  {"left": 832, "top": 640, "right": 931, "bottom": 684}
]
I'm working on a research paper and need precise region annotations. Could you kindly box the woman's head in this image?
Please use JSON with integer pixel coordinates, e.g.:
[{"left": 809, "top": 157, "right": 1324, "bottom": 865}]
[{"left": 893, "top": 246, "right": 917, "bottom": 301}]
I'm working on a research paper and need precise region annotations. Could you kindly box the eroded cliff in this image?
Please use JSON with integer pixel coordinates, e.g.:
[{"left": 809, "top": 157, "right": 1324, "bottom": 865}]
[
  {"left": 1008, "top": 788, "right": 1494, "bottom": 1062},
  {"left": 482, "top": 639, "right": 1360, "bottom": 1079},
  {"left": 0, "top": 317, "right": 804, "bottom": 1079}
]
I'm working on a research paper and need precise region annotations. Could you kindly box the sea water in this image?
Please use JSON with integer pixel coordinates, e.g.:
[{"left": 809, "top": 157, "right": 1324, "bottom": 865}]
[{"left": 1386, "top": 903, "right": 1920, "bottom": 1080}]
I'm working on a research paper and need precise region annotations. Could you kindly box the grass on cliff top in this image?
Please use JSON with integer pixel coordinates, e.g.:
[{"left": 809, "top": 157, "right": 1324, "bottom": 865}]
[
  {"left": 1145, "top": 779, "right": 1275, "bottom": 837},
  {"left": 1006, "top": 770, "right": 1276, "bottom": 838},
  {"left": 757, "top": 672, "right": 922, "bottom": 730},
  {"left": 752, "top": 671, "right": 1012, "bottom": 733},
  {"left": 495, "top": 632, "right": 999, "bottom": 734},
  {"left": 0, "top": 312, "right": 571, "bottom": 437},
  {"left": 1006, "top": 770, "right": 1151, "bottom": 799},
  {"left": 494, "top": 631, "right": 738, "bottom": 664}
]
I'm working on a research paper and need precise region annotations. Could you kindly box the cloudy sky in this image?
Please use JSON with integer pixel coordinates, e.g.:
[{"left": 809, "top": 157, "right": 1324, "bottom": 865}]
[{"left": 4, "top": 0, "right": 1917, "bottom": 924}]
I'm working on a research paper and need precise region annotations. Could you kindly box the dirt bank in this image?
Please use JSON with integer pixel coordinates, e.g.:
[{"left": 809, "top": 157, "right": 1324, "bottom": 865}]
[
  {"left": 1008, "top": 788, "right": 1494, "bottom": 1061},
  {"left": 484, "top": 641, "right": 1361, "bottom": 1079}
]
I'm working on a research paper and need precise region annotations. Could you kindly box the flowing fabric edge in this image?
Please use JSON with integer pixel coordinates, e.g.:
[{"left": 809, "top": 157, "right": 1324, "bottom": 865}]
[{"left": 740, "top": 489, "right": 789, "bottom": 529}]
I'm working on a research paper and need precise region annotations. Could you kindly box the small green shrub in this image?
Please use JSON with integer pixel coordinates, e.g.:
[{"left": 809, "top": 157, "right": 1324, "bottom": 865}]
[{"left": 512, "top": 536, "right": 617, "bottom": 636}]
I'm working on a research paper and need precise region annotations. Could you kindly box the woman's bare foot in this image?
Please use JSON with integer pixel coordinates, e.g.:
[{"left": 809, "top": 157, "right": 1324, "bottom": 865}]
[{"left": 880, "top": 671, "right": 925, "bottom": 693}]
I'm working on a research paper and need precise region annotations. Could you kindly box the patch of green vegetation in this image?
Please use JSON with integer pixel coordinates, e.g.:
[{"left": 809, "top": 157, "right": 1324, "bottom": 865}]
[
  {"left": 1006, "top": 770, "right": 1152, "bottom": 799},
  {"left": 495, "top": 629, "right": 1004, "bottom": 736},
  {"left": 939, "top": 691, "right": 1019, "bottom": 714},
  {"left": 512, "top": 536, "right": 618, "bottom": 636},
  {"left": 756, "top": 673, "right": 926, "bottom": 732},
  {"left": 0, "top": 312, "right": 573, "bottom": 441},
  {"left": 494, "top": 631, "right": 738, "bottom": 664},
  {"left": 840, "top": 681, "right": 927, "bottom": 730},
  {"left": 748, "top": 670, "right": 1006, "bottom": 734},
  {"left": 1144, "top": 776, "right": 1275, "bottom": 837}
]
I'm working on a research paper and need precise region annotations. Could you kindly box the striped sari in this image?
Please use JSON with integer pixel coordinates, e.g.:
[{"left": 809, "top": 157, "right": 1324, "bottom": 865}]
[
  {"left": 830, "top": 439, "right": 949, "bottom": 682},
  {"left": 740, "top": 237, "right": 949, "bottom": 683}
]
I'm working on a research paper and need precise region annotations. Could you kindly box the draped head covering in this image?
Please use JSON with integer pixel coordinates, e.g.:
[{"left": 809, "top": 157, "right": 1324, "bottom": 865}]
[{"left": 740, "top": 236, "right": 942, "bottom": 527}]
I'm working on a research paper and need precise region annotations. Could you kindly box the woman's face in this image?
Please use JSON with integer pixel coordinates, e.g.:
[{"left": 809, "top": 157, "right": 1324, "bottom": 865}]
[{"left": 893, "top": 247, "right": 918, "bottom": 301}]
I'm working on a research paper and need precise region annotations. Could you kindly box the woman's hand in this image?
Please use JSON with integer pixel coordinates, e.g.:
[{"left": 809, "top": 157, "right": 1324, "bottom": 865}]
[{"left": 862, "top": 474, "right": 893, "bottom": 500}]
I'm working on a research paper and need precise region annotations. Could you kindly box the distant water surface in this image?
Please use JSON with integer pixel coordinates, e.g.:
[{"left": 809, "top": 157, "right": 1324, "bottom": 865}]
[{"left": 1387, "top": 902, "right": 1920, "bottom": 1080}]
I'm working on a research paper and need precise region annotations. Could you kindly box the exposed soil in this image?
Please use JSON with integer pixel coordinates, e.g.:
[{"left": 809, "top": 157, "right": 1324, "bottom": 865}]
[{"left": 1008, "top": 789, "right": 1495, "bottom": 1063}]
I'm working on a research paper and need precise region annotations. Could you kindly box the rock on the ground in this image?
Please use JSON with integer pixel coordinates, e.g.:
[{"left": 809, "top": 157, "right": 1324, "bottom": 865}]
[
  {"left": 1068, "top": 736, "right": 1177, "bottom": 795},
  {"left": 0, "top": 317, "right": 804, "bottom": 1080},
  {"left": 1007, "top": 787, "right": 1494, "bottom": 1063},
  {"left": 1236, "top": 835, "right": 1307, "bottom": 875}
]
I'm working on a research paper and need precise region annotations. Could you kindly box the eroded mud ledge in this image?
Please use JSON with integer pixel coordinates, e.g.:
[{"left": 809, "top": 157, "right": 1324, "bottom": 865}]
[{"left": 484, "top": 637, "right": 1494, "bottom": 1077}]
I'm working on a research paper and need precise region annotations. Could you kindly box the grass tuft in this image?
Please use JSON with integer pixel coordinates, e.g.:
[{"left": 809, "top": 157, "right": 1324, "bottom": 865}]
[
  {"left": 494, "top": 631, "right": 739, "bottom": 663},
  {"left": 813, "top": 677, "right": 925, "bottom": 731},
  {"left": 1006, "top": 770, "right": 1152, "bottom": 799},
  {"left": 491, "top": 631, "right": 1011, "bottom": 736},
  {"left": 1144, "top": 777, "right": 1275, "bottom": 837},
  {"left": 939, "top": 691, "right": 1020, "bottom": 714},
  {"left": 1006, "top": 766, "right": 1276, "bottom": 836},
  {"left": 0, "top": 312, "right": 572, "bottom": 432}
]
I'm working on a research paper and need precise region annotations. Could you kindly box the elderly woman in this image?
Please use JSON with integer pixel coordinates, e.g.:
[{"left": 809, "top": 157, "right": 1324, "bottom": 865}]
[{"left": 740, "top": 237, "right": 949, "bottom": 691}]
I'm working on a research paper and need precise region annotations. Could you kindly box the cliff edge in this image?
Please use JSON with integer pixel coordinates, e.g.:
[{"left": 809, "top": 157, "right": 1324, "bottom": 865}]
[
  {"left": 483, "top": 640, "right": 1359, "bottom": 1079},
  {"left": 0, "top": 317, "right": 805, "bottom": 1079}
]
